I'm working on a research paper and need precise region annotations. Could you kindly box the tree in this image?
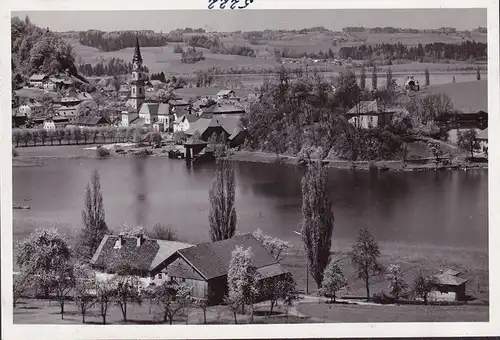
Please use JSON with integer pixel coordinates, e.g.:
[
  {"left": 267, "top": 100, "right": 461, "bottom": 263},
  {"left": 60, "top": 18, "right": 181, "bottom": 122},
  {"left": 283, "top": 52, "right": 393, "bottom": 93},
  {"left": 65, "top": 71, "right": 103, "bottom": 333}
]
[
  {"left": 320, "top": 259, "right": 347, "bottom": 303},
  {"left": 12, "top": 129, "right": 23, "bottom": 147},
  {"left": 280, "top": 274, "right": 299, "bottom": 323},
  {"left": 208, "top": 158, "right": 237, "bottom": 241},
  {"left": 47, "top": 129, "right": 55, "bottom": 146},
  {"left": 425, "top": 68, "right": 430, "bottom": 86},
  {"left": 81, "top": 127, "right": 90, "bottom": 144},
  {"left": 227, "top": 246, "right": 259, "bottom": 321},
  {"left": 386, "top": 67, "right": 393, "bottom": 92},
  {"left": 428, "top": 141, "right": 444, "bottom": 167},
  {"left": 477, "top": 67, "right": 481, "bottom": 80},
  {"left": 73, "top": 263, "right": 97, "bottom": 323},
  {"left": 350, "top": 228, "right": 382, "bottom": 301},
  {"left": 413, "top": 272, "right": 436, "bottom": 305},
  {"left": 457, "top": 129, "right": 480, "bottom": 159},
  {"left": 148, "top": 223, "right": 179, "bottom": 241},
  {"left": 195, "top": 298, "right": 209, "bottom": 324},
  {"left": 76, "top": 169, "right": 109, "bottom": 260},
  {"left": 13, "top": 272, "right": 28, "bottom": 307},
  {"left": 64, "top": 128, "right": 72, "bottom": 144},
  {"left": 224, "top": 289, "right": 242, "bottom": 324},
  {"left": 96, "top": 278, "right": 114, "bottom": 324},
  {"left": 39, "top": 129, "right": 48, "bottom": 146},
  {"left": 32, "top": 129, "right": 40, "bottom": 146},
  {"left": 300, "top": 161, "right": 334, "bottom": 288},
  {"left": 111, "top": 262, "right": 143, "bottom": 322},
  {"left": 22, "top": 130, "right": 32, "bottom": 147},
  {"left": 360, "top": 65, "right": 366, "bottom": 90},
  {"left": 150, "top": 131, "right": 162, "bottom": 146},
  {"left": 154, "top": 282, "right": 192, "bottom": 324},
  {"left": 251, "top": 229, "right": 290, "bottom": 261},
  {"left": 45, "top": 262, "right": 75, "bottom": 319},
  {"left": 385, "top": 264, "right": 408, "bottom": 300},
  {"left": 73, "top": 127, "right": 82, "bottom": 144},
  {"left": 173, "top": 131, "right": 187, "bottom": 145},
  {"left": 371, "top": 64, "right": 378, "bottom": 91},
  {"left": 56, "top": 128, "right": 65, "bottom": 145}
]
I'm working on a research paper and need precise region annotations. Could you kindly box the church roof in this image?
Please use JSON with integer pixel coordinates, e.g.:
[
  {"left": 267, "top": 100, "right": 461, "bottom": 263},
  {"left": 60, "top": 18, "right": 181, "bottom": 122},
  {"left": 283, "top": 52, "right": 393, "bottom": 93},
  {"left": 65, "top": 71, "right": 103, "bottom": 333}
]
[{"left": 133, "top": 36, "right": 143, "bottom": 64}]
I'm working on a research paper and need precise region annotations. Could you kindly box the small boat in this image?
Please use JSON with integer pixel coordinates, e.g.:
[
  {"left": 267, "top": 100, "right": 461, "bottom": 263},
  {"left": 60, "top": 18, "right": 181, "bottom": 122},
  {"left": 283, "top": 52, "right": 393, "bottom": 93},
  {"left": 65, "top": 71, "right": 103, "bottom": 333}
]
[{"left": 13, "top": 205, "right": 30, "bottom": 210}]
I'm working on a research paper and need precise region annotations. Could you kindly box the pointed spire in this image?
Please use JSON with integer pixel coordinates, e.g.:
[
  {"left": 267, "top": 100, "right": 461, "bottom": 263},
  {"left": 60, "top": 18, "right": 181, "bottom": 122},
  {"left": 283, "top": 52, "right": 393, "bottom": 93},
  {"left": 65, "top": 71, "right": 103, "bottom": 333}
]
[{"left": 133, "top": 35, "right": 143, "bottom": 65}]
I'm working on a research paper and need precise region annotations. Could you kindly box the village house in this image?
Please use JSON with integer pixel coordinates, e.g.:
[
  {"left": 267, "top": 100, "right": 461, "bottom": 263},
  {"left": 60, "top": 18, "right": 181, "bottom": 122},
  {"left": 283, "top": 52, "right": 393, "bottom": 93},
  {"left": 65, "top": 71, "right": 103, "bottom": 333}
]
[
  {"left": 347, "top": 100, "right": 399, "bottom": 129},
  {"left": 43, "top": 117, "right": 70, "bottom": 130},
  {"left": 57, "top": 105, "right": 79, "bottom": 121},
  {"left": 29, "top": 74, "right": 49, "bottom": 88},
  {"left": 173, "top": 114, "right": 199, "bottom": 133},
  {"left": 44, "top": 77, "right": 74, "bottom": 92},
  {"left": 429, "top": 269, "right": 468, "bottom": 302},
  {"left": 477, "top": 128, "right": 488, "bottom": 155},
  {"left": 75, "top": 116, "right": 110, "bottom": 128},
  {"left": 185, "top": 115, "right": 247, "bottom": 147},
  {"left": 18, "top": 102, "right": 43, "bottom": 117},
  {"left": 162, "top": 234, "right": 290, "bottom": 305},
  {"left": 12, "top": 110, "right": 27, "bottom": 128},
  {"left": 90, "top": 233, "right": 193, "bottom": 287},
  {"left": 216, "top": 89, "right": 236, "bottom": 101},
  {"left": 200, "top": 103, "right": 245, "bottom": 119}
]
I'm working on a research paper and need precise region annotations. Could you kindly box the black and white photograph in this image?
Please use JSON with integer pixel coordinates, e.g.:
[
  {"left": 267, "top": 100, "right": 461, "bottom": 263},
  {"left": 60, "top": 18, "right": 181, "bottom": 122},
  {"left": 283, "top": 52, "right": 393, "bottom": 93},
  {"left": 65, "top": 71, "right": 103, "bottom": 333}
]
[{"left": 1, "top": 0, "right": 499, "bottom": 338}]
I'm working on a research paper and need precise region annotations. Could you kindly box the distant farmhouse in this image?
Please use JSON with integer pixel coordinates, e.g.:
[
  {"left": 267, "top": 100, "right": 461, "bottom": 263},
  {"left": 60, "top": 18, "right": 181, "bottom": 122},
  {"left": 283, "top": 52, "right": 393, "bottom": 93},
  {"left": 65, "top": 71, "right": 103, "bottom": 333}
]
[{"left": 346, "top": 100, "right": 402, "bottom": 129}]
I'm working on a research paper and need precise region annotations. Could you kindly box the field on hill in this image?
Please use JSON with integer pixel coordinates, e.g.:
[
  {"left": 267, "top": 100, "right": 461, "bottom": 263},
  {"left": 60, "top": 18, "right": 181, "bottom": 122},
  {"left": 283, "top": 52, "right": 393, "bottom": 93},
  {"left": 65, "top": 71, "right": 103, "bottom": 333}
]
[{"left": 67, "top": 29, "right": 487, "bottom": 75}]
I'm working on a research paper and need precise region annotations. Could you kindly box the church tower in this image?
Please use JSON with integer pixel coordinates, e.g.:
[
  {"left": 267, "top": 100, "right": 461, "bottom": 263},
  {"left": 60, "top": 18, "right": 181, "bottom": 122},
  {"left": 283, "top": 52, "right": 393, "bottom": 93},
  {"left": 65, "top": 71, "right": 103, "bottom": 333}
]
[{"left": 129, "top": 36, "right": 146, "bottom": 111}]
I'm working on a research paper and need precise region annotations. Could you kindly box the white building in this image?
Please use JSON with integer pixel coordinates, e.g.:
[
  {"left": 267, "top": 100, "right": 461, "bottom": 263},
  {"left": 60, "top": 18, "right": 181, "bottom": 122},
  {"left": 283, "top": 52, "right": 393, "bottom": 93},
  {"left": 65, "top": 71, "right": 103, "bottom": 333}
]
[
  {"left": 29, "top": 74, "right": 49, "bottom": 88},
  {"left": 173, "top": 114, "right": 199, "bottom": 133}
]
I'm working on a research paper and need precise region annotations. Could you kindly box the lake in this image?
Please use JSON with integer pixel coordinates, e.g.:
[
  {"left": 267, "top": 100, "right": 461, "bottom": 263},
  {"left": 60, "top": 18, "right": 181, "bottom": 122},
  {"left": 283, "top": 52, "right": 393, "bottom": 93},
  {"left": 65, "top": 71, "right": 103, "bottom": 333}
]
[{"left": 12, "top": 157, "right": 488, "bottom": 251}]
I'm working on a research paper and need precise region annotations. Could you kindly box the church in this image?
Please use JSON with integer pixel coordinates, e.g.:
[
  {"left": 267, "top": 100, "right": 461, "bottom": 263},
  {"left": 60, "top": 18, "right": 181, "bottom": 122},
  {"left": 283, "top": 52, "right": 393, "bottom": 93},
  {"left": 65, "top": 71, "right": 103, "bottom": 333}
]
[{"left": 121, "top": 37, "right": 170, "bottom": 131}]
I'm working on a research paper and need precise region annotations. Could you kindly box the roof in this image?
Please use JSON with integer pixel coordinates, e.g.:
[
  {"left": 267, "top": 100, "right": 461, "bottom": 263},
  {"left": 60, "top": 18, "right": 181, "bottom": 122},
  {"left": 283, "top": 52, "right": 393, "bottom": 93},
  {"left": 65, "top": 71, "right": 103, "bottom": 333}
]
[
  {"left": 90, "top": 235, "right": 193, "bottom": 272},
  {"left": 170, "top": 99, "right": 189, "bottom": 106},
  {"left": 202, "top": 103, "right": 245, "bottom": 116},
  {"left": 477, "top": 128, "right": 488, "bottom": 140},
  {"left": 133, "top": 36, "right": 143, "bottom": 64},
  {"left": 129, "top": 117, "right": 147, "bottom": 125},
  {"left": 256, "top": 263, "right": 289, "bottom": 279},
  {"left": 442, "top": 269, "right": 461, "bottom": 276},
  {"left": 58, "top": 105, "right": 79, "bottom": 111},
  {"left": 77, "top": 92, "right": 93, "bottom": 101},
  {"left": 184, "top": 114, "right": 199, "bottom": 123},
  {"left": 347, "top": 100, "right": 399, "bottom": 115},
  {"left": 59, "top": 97, "right": 81, "bottom": 103},
  {"left": 433, "top": 273, "right": 468, "bottom": 286},
  {"left": 184, "top": 136, "right": 207, "bottom": 146},
  {"left": 30, "top": 74, "right": 48, "bottom": 81},
  {"left": 418, "top": 80, "right": 488, "bottom": 113},
  {"left": 217, "top": 89, "right": 235, "bottom": 96},
  {"left": 76, "top": 116, "right": 109, "bottom": 126},
  {"left": 177, "top": 234, "right": 283, "bottom": 280},
  {"left": 139, "top": 102, "right": 169, "bottom": 116},
  {"left": 185, "top": 116, "right": 242, "bottom": 137}
]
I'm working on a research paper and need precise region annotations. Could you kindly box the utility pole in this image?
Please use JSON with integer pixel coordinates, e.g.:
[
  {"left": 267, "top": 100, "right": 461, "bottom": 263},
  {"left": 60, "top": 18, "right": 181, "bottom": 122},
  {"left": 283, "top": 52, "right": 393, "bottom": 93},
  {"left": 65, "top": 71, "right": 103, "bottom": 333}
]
[{"left": 293, "top": 230, "right": 309, "bottom": 295}]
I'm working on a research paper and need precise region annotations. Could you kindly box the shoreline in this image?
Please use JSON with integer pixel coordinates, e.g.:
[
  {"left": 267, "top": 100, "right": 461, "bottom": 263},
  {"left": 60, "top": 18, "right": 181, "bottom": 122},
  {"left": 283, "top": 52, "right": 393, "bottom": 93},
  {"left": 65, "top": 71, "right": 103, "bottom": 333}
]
[{"left": 12, "top": 144, "right": 488, "bottom": 172}]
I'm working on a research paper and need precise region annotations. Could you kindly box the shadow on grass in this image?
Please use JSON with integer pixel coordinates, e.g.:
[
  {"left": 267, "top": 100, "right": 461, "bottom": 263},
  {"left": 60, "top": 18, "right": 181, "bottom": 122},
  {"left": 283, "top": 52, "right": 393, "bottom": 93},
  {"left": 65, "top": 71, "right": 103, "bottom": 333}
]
[
  {"left": 253, "top": 310, "right": 283, "bottom": 317},
  {"left": 122, "top": 319, "right": 166, "bottom": 325}
]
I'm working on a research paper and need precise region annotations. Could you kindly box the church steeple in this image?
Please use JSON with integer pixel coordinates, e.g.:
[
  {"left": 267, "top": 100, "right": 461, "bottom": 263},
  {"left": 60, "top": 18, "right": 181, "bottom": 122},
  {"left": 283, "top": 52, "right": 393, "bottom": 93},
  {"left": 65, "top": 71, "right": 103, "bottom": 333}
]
[{"left": 132, "top": 36, "right": 143, "bottom": 66}]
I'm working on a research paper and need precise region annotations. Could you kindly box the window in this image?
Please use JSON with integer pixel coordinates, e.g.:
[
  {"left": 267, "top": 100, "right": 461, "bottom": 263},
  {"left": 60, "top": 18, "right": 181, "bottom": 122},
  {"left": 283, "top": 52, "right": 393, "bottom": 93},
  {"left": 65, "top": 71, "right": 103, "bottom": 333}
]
[
  {"left": 158, "top": 273, "right": 162, "bottom": 280},
  {"left": 181, "top": 278, "right": 186, "bottom": 283},
  {"left": 133, "top": 88, "right": 135, "bottom": 95}
]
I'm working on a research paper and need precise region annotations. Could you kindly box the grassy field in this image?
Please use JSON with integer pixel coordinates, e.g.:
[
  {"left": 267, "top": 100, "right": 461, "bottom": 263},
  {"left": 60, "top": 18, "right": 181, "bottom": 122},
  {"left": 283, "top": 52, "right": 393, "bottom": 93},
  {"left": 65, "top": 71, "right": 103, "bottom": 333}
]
[{"left": 297, "top": 301, "right": 488, "bottom": 322}]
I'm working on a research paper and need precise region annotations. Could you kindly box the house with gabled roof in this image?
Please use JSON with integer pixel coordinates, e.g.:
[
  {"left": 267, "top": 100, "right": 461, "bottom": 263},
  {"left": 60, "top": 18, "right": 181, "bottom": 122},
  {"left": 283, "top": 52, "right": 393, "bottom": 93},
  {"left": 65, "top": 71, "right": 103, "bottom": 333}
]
[
  {"left": 162, "top": 234, "right": 290, "bottom": 305},
  {"left": 90, "top": 233, "right": 193, "bottom": 287},
  {"left": 29, "top": 73, "right": 49, "bottom": 88},
  {"left": 429, "top": 268, "right": 468, "bottom": 302},
  {"left": 216, "top": 89, "right": 236, "bottom": 100},
  {"left": 185, "top": 115, "right": 247, "bottom": 147},
  {"left": 346, "top": 100, "right": 401, "bottom": 129}
]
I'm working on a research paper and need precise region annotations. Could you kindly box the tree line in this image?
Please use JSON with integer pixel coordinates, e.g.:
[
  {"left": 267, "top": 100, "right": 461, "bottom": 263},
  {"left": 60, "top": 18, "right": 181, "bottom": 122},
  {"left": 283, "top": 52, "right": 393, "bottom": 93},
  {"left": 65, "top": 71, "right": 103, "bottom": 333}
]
[
  {"left": 274, "top": 47, "right": 336, "bottom": 60},
  {"left": 78, "top": 30, "right": 170, "bottom": 52},
  {"left": 186, "top": 35, "right": 256, "bottom": 57},
  {"left": 77, "top": 57, "right": 146, "bottom": 77},
  {"left": 338, "top": 40, "right": 487, "bottom": 61}
]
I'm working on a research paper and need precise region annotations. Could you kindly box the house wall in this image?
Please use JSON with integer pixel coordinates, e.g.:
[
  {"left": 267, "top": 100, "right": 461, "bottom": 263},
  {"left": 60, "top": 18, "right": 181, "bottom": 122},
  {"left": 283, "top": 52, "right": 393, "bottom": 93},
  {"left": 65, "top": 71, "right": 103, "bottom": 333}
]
[
  {"left": 207, "top": 276, "right": 228, "bottom": 305},
  {"left": 164, "top": 256, "right": 209, "bottom": 299},
  {"left": 44, "top": 121, "right": 55, "bottom": 130},
  {"left": 174, "top": 120, "right": 190, "bottom": 133}
]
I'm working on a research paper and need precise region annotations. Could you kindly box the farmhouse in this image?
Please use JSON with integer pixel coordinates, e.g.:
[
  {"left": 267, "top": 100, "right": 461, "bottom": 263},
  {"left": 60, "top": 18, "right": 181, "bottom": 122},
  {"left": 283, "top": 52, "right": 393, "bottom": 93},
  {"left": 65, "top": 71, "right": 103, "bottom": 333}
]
[
  {"left": 216, "top": 89, "right": 236, "bottom": 100},
  {"left": 163, "top": 234, "right": 290, "bottom": 305},
  {"left": 173, "top": 114, "right": 199, "bottom": 133},
  {"left": 29, "top": 74, "right": 49, "bottom": 88},
  {"left": 346, "top": 100, "right": 399, "bottom": 129},
  {"left": 429, "top": 269, "right": 468, "bottom": 302},
  {"left": 75, "top": 116, "right": 110, "bottom": 128},
  {"left": 90, "top": 233, "right": 193, "bottom": 287}
]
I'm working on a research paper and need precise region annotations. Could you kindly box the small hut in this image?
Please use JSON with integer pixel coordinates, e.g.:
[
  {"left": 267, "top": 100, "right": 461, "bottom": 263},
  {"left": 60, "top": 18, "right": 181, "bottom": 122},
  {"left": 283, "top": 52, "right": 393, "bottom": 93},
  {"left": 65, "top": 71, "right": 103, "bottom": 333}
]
[{"left": 183, "top": 136, "right": 207, "bottom": 160}]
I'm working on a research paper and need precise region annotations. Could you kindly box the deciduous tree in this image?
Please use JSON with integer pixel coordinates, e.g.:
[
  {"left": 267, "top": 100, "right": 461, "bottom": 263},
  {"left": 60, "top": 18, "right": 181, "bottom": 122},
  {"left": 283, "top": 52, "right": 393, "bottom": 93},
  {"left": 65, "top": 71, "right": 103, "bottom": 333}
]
[
  {"left": 371, "top": 64, "right": 378, "bottom": 91},
  {"left": 385, "top": 264, "right": 408, "bottom": 300},
  {"left": 301, "top": 161, "right": 334, "bottom": 288},
  {"left": 73, "top": 262, "right": 97, "bottom": 323},
  {"left": 413, "top": 272, "right": 436, "bottom": 305},
  {"left": 111, "top": 262, "right": 143, "bottom": 322},
  {"left": 154, "top": 282, "right": 192, "bottom": 324},
  {"left": 457, "top": 129, "right": 480, "bottom": 159},
  {"left": 425, "top": 68, "right": 430, "bottom": 86},
  {"left": 320, "top": 259, "right": 347, "bottom": 303},
  {"left": 252, "top": 229, "right": 290, "bottom": 261},
  {"left": 96, "top": 278, "right": 114, "bottom": 324},
  {"left": 350, "top": 228, "right": 382, "bottom": 300},
  {"left": 209, "top": 158, "right": 237, "bottom": 241},
  {"left": 148, "top": 223, "right": 179, "bottom": 241}
]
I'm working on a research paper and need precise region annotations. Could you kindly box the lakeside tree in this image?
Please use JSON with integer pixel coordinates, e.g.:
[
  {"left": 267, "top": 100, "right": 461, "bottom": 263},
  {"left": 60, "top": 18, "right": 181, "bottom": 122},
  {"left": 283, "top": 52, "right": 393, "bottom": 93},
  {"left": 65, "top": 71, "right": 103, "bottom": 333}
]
[
  {"left": 154, "top": 282, "right": 192, "bottom": 324},
  {"left": 413, "top": 272, "right": 436, "bottom": 305},
  {"left": 76, "top": 169, "right": 109, "bottom": 260},
  {"left": 371, "top": 64, "right": 378, "bottom": 91},
  {"left": 425, "top": 68, "right": 430, "bottom": 86},
  {"left": 360, "top": 65, "right": 366, "bottom": 90},
  {"left": 301, "top": 162, "right": 335, "bottom": 289},
  {"left": 320, "top": 259, "right": 347, "bottom": 303},
  {"left": 350, "top": 228, "right": 382, "bottom": 301},
  {"left": 227, "top": 246, "right": 259, "bottom": 321},
  {"left": 73, "top": 263, "right": 97, "bottom": 323},
  {"left": 428, "top": 141, "right": 444, "bottom": 167},
  {"left": 251, "top": 229, "right": 290, "bottom": 261},
  {"left": 208, "top": 158, "right": 237, "bottom": 241},
  {"left": 385, "top": 264, "right": 408, "bottom": 300},
  {"left": 457, "top": 129, "right": 480, "bottom": 159},
  {"left": 477, "top": 67, "right": 481, "bottom": 80}
]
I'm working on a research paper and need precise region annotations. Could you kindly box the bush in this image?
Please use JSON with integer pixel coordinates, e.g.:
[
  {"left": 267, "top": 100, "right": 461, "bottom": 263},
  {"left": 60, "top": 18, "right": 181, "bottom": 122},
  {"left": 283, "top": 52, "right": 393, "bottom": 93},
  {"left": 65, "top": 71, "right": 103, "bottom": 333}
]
[
  {"left": 12, "top": 147, "right": 18, "bottom": 158},
  {"left": 372, "top": 291, "right": 395, "bottom": 304},
  {"left": 147, "top": 224, "right": 179, "bottom": 241},
  {"left": 96, "top": 146, "right": 110, "bottom": 158}
]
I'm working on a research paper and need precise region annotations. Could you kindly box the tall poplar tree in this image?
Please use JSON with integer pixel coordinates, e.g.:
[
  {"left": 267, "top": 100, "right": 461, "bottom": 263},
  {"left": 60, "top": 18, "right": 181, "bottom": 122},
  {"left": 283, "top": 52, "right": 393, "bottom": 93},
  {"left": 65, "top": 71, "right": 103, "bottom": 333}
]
[
  {"left": 360, "top": 65, "right": 366, "bottom": 90},
  {"left": 209, "top": 158, "right": 237, "bottom": 241},
  {"left": 301, "top": 162, "right": 334, "bottom": 288},
  {"left": 371, "top": 64, "right": 378, "bottom": 91},
  {"left": 77, "top": 169, "right": 108, "bottom": 260}
]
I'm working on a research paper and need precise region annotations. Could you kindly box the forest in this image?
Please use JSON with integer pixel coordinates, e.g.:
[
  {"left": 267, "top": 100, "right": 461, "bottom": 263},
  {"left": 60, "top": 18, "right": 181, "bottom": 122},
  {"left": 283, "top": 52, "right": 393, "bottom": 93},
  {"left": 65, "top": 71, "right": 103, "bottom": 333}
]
[
  {"left": 77, "top": 57, "right": 150, "bottom": 77},
  {"left": 186, "top": 35, "right": 256, "bottom": 57},
  {"left": 78, "top": 30, "right": 170, "bottom": 52},
  {"left": 338, "top": 40, "right": 487, "bottom": 61},
  {"left": 11, "top": 16, "right": 78, "bottom": 76}
]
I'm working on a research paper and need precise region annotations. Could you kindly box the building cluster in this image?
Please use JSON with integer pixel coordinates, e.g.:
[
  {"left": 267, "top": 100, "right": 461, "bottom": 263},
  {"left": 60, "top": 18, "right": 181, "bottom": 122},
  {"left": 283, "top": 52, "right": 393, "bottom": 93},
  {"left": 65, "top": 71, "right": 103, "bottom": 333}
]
[{"left": 90, "top": 233, "right": 290, "bottom": 305}]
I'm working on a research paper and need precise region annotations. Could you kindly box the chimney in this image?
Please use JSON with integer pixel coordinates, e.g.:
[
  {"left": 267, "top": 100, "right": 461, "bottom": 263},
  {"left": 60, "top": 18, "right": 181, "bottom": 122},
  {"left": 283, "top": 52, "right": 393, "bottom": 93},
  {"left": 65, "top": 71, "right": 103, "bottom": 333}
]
[
  {"left": 136, "top": 233, "right": 144, "bottom": 247},
  {"left": 115, "top": 232, "right": 126, "bottom": 249}
]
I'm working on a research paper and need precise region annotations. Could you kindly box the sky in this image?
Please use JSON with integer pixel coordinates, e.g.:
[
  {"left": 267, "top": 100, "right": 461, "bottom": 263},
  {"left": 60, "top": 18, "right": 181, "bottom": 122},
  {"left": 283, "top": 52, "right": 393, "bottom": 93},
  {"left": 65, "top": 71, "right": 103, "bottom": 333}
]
[{"left": 12, "top": 9, "right": 487, "bottom": 32}]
